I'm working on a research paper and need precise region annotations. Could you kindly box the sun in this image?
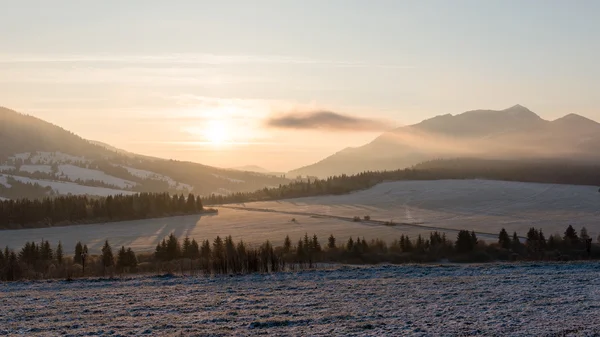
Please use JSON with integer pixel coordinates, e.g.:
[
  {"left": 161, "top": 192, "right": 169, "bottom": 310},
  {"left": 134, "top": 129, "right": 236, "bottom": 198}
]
[{"left": 204, "top": 120, "right": 230, "bottom": 145}]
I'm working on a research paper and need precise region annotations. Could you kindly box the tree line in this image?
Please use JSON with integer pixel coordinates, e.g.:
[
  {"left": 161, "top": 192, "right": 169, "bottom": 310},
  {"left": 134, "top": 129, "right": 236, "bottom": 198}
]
[
  {"left": 1, "top": 225, "right": 597, "bottom": 281},
  {"left": 0, "top": 192, "right": 215, "bottom": 229}
]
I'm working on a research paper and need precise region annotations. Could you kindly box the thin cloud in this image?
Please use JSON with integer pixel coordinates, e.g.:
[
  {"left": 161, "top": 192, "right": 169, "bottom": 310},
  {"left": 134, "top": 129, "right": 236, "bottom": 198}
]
[
  {"left": 0, "top": 53, "right": 413, "bottom": 69},
  {"left": 266, "top": 110, "right": 391, "bottom": 132}
]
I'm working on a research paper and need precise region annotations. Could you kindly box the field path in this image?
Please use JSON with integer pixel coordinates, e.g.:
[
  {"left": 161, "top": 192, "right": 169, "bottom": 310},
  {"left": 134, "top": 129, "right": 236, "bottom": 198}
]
[{"left": 220, "top": 205, "right": 507, "bottom": 240}]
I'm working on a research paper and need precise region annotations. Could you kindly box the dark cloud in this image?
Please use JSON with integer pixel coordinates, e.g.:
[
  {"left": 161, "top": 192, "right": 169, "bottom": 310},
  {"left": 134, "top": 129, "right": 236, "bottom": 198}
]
[{"left": 266, "top": 110, "right": 389, "bottom": 132}]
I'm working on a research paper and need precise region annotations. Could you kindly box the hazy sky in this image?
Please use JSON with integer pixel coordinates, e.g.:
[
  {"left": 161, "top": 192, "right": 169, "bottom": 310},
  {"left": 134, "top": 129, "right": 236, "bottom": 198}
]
[{"left": 1, "top": 0, "right": 599, "bottom": 171}]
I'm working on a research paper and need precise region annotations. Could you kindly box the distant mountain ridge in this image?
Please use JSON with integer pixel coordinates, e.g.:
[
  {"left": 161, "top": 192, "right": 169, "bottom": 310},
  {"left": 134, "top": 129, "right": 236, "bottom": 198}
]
[
  {"left": 0, "top": 106, "right": 290, "bottom": 199},
  {"left": 290, "top": 105, "right": 600, "bottom": 178}
]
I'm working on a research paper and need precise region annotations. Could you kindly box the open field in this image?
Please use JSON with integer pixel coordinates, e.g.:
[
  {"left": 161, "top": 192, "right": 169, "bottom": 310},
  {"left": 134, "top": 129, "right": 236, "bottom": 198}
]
[
  {"left": 1, "top": 179, "right": 599, "bottom": 254},
  {"left": 2, "top": 262, "right": 600, "bottom": 336}
]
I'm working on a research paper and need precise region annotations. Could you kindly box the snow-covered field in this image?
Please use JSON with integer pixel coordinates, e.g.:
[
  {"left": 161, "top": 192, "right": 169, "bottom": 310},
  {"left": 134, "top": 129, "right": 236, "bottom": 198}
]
[
  {"left": 242, "top": 179, "right": 600, "bottom": 240},
  {"left": 11, "top": 152, "right": 88, "bottom": 165},
  {"left": 0, "top": 174, "right": 135, "bottom": 198},
  {"left": 58, "top": 164, "right": 137, "bottom": 189},
  {"left": 2, "top": 263, "right": 600, "bottom": 336},
  {"left": 122, "top": 166, "right": 193, "bottom": 192},
  {"left": 18, "top": 164, "right": 53, "bottom": 174},
  {"left": 1, "top": 180, "right": 599, "bottom": 254}
]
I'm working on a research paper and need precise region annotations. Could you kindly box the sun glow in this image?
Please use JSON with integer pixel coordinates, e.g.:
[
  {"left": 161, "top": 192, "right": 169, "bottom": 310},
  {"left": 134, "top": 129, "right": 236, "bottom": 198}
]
[{"left": 203, "top": 120, "right": 230, "bottom": 145}]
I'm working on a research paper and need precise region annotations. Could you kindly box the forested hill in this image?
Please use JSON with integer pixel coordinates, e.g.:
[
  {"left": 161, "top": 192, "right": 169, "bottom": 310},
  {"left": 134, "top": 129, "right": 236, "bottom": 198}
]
[
  {"left": 204, "top": 158, "right": 600, "bottom": 205},
  {"left": 3, "top": 157, "right": 600, "bottom": 229},
  {"left": 0, "top": 106, "right": 289, "bottom": 199}
]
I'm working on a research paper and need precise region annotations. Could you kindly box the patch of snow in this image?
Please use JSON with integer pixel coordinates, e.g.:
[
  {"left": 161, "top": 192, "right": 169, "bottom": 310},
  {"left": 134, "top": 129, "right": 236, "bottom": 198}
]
[
  {"left": 11, "top": 152, "right": 88, "bottom": 165},
  {"left": 0, "top": 175, "right": 12, "bottom": 188},
  {"left": 0, "top": 196, "right": 8, "bottom": 201},
  {"left": 6, "top": 174, "right": 135, "bottom": 197},
  {"left": 58, "top": 164, "right": 136, "bottom": 189},
  {"left": 122, "top": 166, "right": 192, "bottom": 191},
  {"left": 0, "top": 165, "right": 15, "bottom": 172},
  {"left": 211, "top": 173, "right": 245, "bottom": 183},
  {"left": 19, "top": 164, "right": 53, "bottom": 174}
]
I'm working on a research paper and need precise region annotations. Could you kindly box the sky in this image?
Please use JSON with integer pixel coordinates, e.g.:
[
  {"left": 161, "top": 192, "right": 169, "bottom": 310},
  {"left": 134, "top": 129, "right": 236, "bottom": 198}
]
[{"left": 1, "top": 0, "right": 599, "bottom": 171}]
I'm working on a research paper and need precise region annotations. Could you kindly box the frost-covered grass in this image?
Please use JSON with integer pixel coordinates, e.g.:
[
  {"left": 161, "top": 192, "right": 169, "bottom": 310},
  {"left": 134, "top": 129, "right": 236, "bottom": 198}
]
[{"left": 2, "top": 263, "right": 600, "bottom": 336}]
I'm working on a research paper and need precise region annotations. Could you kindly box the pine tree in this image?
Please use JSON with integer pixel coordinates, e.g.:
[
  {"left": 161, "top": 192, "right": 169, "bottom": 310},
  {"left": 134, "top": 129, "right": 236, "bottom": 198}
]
[
  {"left": 40, "top": 240, "right": 53, "bottom": 261},
  {"left": 101, "top": 240, "right": 115, "bottom": 270},
  {"left": 564, "top": 225, "right": 579, "bottom": 245},
  {"left": 126, "top": 248, "right": 137, "bottom": 269},
  {"left": 283, "top": 235, "right": 292, "bottom": 253},
  {"left": 182, "top": 236, "right": 192, "bottom": 259},
  {"left": 327, "top": 234, "right": 336, "bottom": 250},
  {"left": 190, "top": 239, "right": 200, "bottom": 259},
  {"left": 312, "top": 234, "right": 321, "bottom": 253},
  {"left": 512, "top": 231, "right": 521, "bottom": 251},
  {"left": 117, "top": 246, "right": 128, "bottom": 270},
  {"left": 470, "top": 231, "right": 478, "bottom": 247},
  {"left": 498, "top": 228, "right": 511, "bottom": 249},
  {"left": 166, "top": 234, "right": 181, "bottom": 260},
  {"left": 200, "top": 240, "right": 211, "bottom": 259},
  {"left": 346, "top": 237, "right": 354, "bottom": 251},
  {"left": 538, "top": 229, "right": 547, "bottom": 250},
  {"left": 55, "top": 241, "right": 64, "bottom": 265}
]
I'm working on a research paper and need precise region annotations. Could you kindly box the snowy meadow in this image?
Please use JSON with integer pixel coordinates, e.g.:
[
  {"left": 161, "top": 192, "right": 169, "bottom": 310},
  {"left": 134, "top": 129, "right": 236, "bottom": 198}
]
[{"left": 2, "top": 263, "right": 600, "bottom": 336}]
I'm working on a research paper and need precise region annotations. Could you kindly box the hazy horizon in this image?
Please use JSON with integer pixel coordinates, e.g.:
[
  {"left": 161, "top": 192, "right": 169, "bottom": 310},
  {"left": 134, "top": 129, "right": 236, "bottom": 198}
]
[{"left": 2, "top": 0, "right": 600, "bottom": 171}]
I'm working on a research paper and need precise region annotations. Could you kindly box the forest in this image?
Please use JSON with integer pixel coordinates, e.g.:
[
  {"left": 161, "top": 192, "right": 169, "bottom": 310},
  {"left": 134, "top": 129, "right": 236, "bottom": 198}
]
[
  {"left": 0, "top": 225, "right": 597, "bottom": 281},
  {"left": 0, "top": 193, "right": 215, "bottom": 229}
]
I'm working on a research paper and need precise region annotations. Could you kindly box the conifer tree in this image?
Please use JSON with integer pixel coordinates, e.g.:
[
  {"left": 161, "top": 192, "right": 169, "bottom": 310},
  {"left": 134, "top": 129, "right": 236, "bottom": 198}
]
[
  {"left": 190, "top": 239, "right": 200, "bottom": 259},
  {"left": 166, "top": 234, "right": 181, "bottom": 260},
  {"left": 312, "top": 234, "right": 321, "bottom": 253},
  {"left": 101, "top": 240, "right": 115, "bottom": 271},
  {"left": 117, "top": 246, "right": 128, "bottom": 271},
  {"left": 126, "top": 248, "right": 137, "bottom": 269},
  {"left": 564, "top": 225, "right": 579, "bottom": 245},
  {"left": 40, "top": 240, "right": 53, "bottom": 261},
  {"left": 182, "top": 236, "right": 192, "bottom": 259},
  {"left": 512, "top": 232, "right": 521, "bottom": 250},
  {"left": 327, "top": 234, "right": 336, "bottom": 250},
  {"left": 283, "top": 235, "right": 292, "bottom": 253},
  {"left": 346, "top": 237, "right": 354, "bottom": 251},
  {"left": 498, "top": 228, "right": 511, "bottom": 249},
  {"left": 55, "top": 241, "right": 64, "bottom": 265}
]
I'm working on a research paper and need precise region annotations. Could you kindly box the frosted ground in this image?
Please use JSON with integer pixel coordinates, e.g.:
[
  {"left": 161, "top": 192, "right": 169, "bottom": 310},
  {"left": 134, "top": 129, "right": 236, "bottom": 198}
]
[
  {"left": 1, "top": 180, "right": 599, "bottom": 253},
  {"left": 2, "top": 263, "right": 600, "bottom": 336}
]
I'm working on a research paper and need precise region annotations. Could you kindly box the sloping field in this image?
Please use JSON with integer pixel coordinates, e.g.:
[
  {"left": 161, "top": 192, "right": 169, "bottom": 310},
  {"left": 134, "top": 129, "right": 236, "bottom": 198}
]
[
  {"left": 237, "top": 179, "right": 600, "bottom": 239},
  {"left": 2, "top": 263, "right": 600, "bottom": 336},
  {"left": 0, "top": 180, "right": 598, "bottom": 253}
]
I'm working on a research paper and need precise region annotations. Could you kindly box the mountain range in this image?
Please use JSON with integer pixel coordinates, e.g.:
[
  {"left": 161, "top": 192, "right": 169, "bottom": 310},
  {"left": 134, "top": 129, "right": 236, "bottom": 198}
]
[
  {"left": 0, "top": 107, "right": 289, "bottom": 200},
  {"left": 290, "top": 105, "right": 600, "bottom": 178}
]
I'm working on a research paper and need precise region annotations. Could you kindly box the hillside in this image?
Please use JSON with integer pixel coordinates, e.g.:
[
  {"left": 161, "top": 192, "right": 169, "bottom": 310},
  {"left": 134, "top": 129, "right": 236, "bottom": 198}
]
[
  {"left": 0, "top": 107, "right": 290, "bottom": 199},
  {"left": 290, "top": 105, "right": 600, "bottom": 178}
]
